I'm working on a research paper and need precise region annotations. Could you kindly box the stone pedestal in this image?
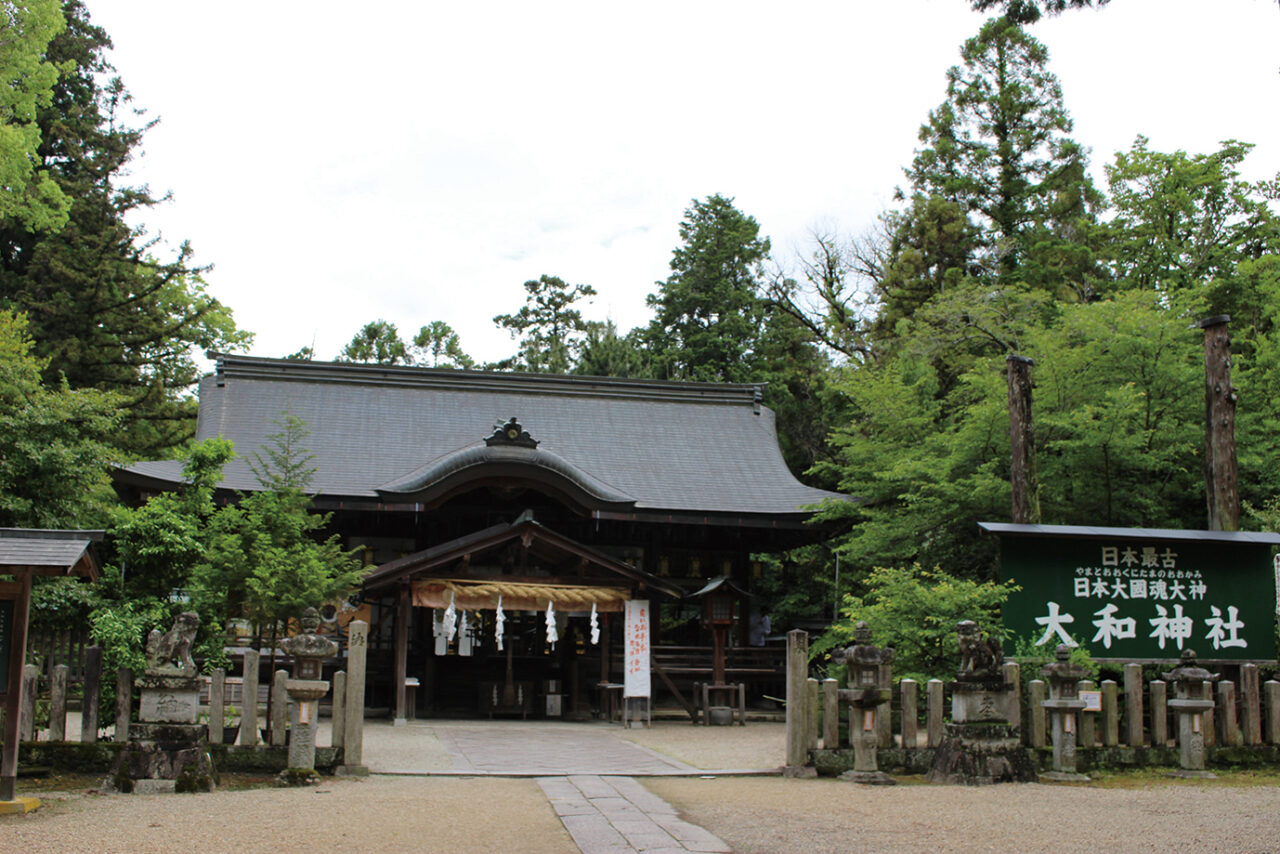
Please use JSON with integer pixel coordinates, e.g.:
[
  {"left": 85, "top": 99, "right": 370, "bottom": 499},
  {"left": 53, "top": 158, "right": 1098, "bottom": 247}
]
[
  {"left": 105, "top": 613, "right": 214, "bottom": 793},
  {"left": 928, "top": 681, "right": 1038, "bottom": 785},
  {"left": 284, "top": 678, "right": 328, "bottom": 772}
]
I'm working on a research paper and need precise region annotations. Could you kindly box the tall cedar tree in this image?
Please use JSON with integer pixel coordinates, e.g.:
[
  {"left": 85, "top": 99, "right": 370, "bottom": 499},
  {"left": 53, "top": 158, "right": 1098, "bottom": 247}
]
[{"left": 0, "top": 1, "right": 249, "bottom": 457}]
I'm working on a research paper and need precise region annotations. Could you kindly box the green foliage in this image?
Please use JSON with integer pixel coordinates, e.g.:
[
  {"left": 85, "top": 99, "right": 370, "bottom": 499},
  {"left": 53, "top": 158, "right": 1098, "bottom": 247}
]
[
  {"left": 412, "top": 320, "right": 473, "bottom": 369},
  {"left": 0, "top": 0, "right": 71, "bottom": 231},
  {"left": 88, "top": 598, "right": 168, "bottom": 716},
  {"left": 0, "top": 309, "right": 120, "bottom": 528},
  {"left": 970, "top": 0, "right": 1109, "bottom": 25},
  {"left": 493, "top": 274, "right": 597, "bottom": 373},
  {"left": 29, "top": 575, "right": 102, "bottom": 631},
  {"left": 572, "top": 320, "right": 652, "bottom": 379},
  {"left": 0, "top": 1, "right": 251, "bottom": 456},
  {"left": 645, "top": 195, "right": 770, "bottom": 383},
  {"left": 190, "top": 413, "right": 365, "bottom": 632},
  {"left": 813, "top": 564, "right": 1018, "bottom": 683},
  {"left": 338, "top": 319, "right": 411, "bottom": 365}
]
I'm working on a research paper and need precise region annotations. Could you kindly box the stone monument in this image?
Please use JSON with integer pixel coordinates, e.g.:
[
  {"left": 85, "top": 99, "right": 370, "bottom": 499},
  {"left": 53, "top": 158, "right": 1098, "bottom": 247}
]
[
  {"left": 278, "top": 607, "right": 338, "bottom": 785},
  {"left": 833, "top": 622, "right": 896, "bottom": 785},
  {"left": 105, "top": 612, "right": 214, "bottom": 793},
  {"left": 927, "top": 621, "right": 1037, "bottom": 785},
  {"left": 1162, "top": 648, "right": 1218, "bottom": 779},
  {"left": 1039, "top": 644, "right": 1089, "bottom": 782}
]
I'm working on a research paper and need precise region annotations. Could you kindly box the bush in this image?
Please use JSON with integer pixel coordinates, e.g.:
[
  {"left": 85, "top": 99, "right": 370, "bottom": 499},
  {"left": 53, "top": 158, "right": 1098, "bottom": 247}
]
[{"left": 813, "top": 563, "right": 1018, "bottom": 683}]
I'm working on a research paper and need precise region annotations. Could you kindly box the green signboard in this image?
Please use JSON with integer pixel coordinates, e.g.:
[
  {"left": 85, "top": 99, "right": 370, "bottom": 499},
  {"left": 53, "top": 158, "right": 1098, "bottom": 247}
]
[
  {"left": 990, "top": 524, "right": 1279, "bottom": 662},
  {"left": 0, "top": 598, "right": 11, "bottom": 687}
]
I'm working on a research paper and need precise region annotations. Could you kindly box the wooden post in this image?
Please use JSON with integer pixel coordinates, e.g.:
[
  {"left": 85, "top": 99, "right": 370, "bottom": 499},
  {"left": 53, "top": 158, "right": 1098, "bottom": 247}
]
[
  {"left": 1217, "top": 680, "right": 1239, "bottom": 746},
  {"left": 394, "top": 585, "right": 409, "bottom": 726},
  {"left": 926, "top": 679, "right": 944, "bottom": 748},
  {"left": 806, "top": 678, "right": 820, "bottom": 751},
  {"left": 331, "top": 670, "right": 346, "bottom": 749},
  {"left": 1077, "top": 679, "right": 1096, "bottom": 748},
  {"left": 80, "top": 646, "right": 102, "bottom": 744},
  {"left": 1150, "top": 680, "right": 1168, "bottom": 747},
  {"left": 1240, "top": 663, "right": 1261, "bottom": 746},
  {"left": 1201, "top": 680, "right": 1216, "bottom": 747},
  {"left": 1192, "top": 315, "right": 1239, "bottom": 531},
  {"left": 115, "top": 666, "right": 132, "bottom": 743},
  {"left": 1003, "top": 660, "right": 1021, "bottom": 731},
  {"left": 822, "top": 678, "right": 839, "bottom": 749},
  {"left": 1, "top": 573, "right": 33, "bottom": 802},
  {"left": 49, "top": 664, "right": 68, "bottom": 741},
  {"left": 1007, "top": 354, "right": 1040, "bottom": 524},
  {"left": 1124, "top": 663, "right": 1145, "bottom": 747},
  {"left": 270, "top": 669, "right": 288, "bottom": 747},
  {"left": 1264, "top": 680, "right": 1280, "bottom": 746},
  {"left": 900, "top": 678, "right": 918, "bottom": 749},
  {"left": 238, "top": 649, "right": 260, "bottom": 746},
  {"left": 1101, "top": 679, "right": 1118, "bottom": 746},
  {"left": 783, "top": 629, "right": 812, "bottom": 774},
  {"left": 208, "top": 668, "right": 225, "bottom": 745},
  {"left": 1028, "top": 679, "right": 1046, "bottom": 749},
  {"left": 18, "top": 666, "right": 37, "bottom": 742}
]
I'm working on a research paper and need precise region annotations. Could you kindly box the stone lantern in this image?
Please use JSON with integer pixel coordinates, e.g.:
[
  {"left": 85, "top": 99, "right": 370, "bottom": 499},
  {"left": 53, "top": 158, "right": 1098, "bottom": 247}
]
[
  {"left": 1161, "top": 648, "right": 1219, "bottom": 778},
  {"left": 833, "top": 622, "right": 895, "bottom": 785},
  {"left": 1039, "top": 644, "right": 1089, "bottom": 781},
  {"left": 279, "top": 607, "right": 338, "bottom": 779}
]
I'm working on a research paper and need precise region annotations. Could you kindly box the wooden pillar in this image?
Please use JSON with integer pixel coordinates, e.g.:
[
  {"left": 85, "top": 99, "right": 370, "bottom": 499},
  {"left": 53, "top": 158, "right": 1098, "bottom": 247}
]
[
  {"left": 1124, "top": 663, "right": 1145, "bottom": 747},
  {"left": 900, "top": 678, "right": 918, "bottom": 749},
  {"left": 1193, "top": 315, "right": 1239, "bottom": 531},
  {"left": 1007, "top": 354, "right": 1040, "bottom": 524},
  {"left": 1, "top": 573, "right": 33, "bottom": 802},
  {"left": 115, "top": 666, "right": 132, "bottom": 743},
  {"left": 80, "top": 646, "right": 102, "bottom": 744},
  {"left": 208, "top": 668, "right": 225, "bottom": 745},
  {"left": 1150, "top": 680, "right": 1168, "bottom": 747},
  {"left": 394, "top": 586, "right": 409, "bottom": 726}
]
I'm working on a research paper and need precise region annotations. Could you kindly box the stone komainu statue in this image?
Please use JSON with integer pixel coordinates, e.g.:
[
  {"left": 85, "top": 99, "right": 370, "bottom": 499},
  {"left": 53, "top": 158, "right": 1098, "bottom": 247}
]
[
  {"left": 956, "top": 620, "right": 1003, "bottom": 678},
  {"left": 145, "top": 611, "right": 200, "bottom": 677}
]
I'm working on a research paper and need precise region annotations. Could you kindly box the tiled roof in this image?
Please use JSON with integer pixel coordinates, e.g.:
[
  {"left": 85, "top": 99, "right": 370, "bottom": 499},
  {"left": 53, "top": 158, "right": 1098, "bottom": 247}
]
[
  {"left": 0, "top": 529, "right": 102, "bottom": 577},
  {"left": 121, "top": 354, "right": 846, "bottom": 517}
]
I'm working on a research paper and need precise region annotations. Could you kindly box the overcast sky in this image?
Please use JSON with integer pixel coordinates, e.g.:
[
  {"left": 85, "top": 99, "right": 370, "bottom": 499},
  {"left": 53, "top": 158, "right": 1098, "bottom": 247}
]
[{"left": 86, "top": 0, "right": 1280, "bottom": 366}]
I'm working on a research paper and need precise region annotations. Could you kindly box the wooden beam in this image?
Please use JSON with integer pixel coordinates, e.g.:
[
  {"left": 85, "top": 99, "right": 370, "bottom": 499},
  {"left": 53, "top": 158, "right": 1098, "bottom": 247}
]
[
  {"left": 1, "top": 571, "right": 33, "bottom": 801},
  {"left": 393, "top": 585, "right": 409, "bottom": 725}
]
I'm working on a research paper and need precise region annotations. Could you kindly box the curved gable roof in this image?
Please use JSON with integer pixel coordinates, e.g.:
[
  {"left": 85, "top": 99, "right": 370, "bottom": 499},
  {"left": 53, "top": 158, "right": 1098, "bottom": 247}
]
[{"left": 122, "top": 354, "right": 846, "bottom": 518}]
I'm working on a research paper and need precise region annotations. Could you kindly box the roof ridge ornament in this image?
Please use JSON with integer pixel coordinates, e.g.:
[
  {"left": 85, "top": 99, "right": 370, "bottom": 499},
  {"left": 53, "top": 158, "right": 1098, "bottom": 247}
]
[{"left": 486, "top": 416, "right": 539, "bottom": 448}]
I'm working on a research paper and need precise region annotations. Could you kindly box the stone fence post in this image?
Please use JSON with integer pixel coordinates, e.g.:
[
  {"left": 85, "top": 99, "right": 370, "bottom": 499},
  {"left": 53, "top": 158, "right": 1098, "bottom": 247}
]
[
  {"left": 1150, "top": 680, "right": 1168, "bottom": 747},
  {"left": 238, "top": 649, "right": 260, "bottom": 746},
  {"left": 1264, "top": 680, "right": 1280, "bottom": 746},
  {"left": 338, "top": 620, "right": 369, "bottom": 776},
  {"left": 1240, "top": 664, "right": 1261, "bottom": 746},
  {"left": 783, "top": 629, "right": 812, "bottom": 775},
  {"left": 207, "top": 668, "right": 225, "bottom": 745},
  {"left": 18, "top": 665, "right": 38, "bottom": 741},
  {"left": 822, "top": 678, "right": 839, "bottom": 750}
]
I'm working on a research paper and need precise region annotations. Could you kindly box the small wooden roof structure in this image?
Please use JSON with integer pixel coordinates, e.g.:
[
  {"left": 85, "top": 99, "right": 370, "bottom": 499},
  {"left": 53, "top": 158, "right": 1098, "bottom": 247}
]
[
  {"left": 363, "top": 511, "right": 682, "bottom": 611},
  {"left": 0, "top": 529, "right": 103, "bottom": 579}
]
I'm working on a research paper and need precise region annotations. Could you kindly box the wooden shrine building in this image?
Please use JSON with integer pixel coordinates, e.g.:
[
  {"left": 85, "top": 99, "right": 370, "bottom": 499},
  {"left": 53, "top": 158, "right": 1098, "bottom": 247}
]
[{"left": 117, "top": 354, "right": 846, "bottom": 720}]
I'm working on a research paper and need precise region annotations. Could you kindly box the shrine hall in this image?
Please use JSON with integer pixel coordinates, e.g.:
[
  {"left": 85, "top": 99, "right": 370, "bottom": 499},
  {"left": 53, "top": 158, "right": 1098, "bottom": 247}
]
[{"left": 116, "top": 353, "right": 847, "bottom": 721}]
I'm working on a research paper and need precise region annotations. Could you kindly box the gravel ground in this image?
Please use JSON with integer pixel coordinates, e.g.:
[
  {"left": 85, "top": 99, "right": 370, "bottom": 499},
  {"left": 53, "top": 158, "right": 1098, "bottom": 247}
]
[
  {"left": 644, "top": 776, "right": 1280, "bottom": 854},
  {"left": 8, "top": 718, "right": 1280, "bottom": 854}
]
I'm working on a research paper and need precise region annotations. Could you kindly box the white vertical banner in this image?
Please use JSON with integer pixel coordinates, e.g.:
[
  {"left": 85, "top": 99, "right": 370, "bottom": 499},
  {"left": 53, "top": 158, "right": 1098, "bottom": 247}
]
[{"left": 624, "top": 599, "right": 650, "bottom": 699}]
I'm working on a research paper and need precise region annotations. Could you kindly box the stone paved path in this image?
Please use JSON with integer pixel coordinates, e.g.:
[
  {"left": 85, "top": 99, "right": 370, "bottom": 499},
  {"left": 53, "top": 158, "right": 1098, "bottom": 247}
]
[
  {"left": 538, "top": 775, "right": 731, "bottom": 854},
  {"left": 366, "top": 721, "right": 734, "bottom": 853}
]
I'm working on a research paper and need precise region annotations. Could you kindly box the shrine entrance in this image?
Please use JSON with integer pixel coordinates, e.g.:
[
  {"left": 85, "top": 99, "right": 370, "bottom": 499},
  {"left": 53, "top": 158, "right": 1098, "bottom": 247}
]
[{"left": 361, "top": 511, "right": 682, "bottom": 722}]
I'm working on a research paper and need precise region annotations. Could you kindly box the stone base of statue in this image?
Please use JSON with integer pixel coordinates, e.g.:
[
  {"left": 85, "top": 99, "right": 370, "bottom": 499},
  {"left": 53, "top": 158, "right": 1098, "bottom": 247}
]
[
  {"left": 104, "top": 613, "right": 215, "bottom": 793},
  {"left": 927, "top": 681, "right": 1037, "bottom": 785},
  {"left": 1040, "top": 770, "right": 1091, "bottom": 783},
  {"left": 839, "top": 768, "right": 897, "bottom": 785}
]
